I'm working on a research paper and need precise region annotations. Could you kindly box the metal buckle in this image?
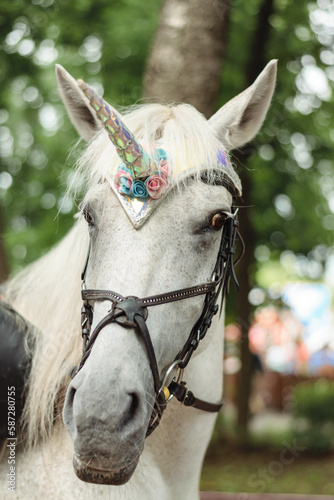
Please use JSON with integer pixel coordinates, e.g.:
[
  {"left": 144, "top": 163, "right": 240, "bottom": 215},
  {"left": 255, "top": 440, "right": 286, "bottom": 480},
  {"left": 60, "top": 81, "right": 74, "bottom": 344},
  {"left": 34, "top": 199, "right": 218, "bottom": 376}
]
[{"left": 158, "top": 359, "right": 184, "bottom": 403}]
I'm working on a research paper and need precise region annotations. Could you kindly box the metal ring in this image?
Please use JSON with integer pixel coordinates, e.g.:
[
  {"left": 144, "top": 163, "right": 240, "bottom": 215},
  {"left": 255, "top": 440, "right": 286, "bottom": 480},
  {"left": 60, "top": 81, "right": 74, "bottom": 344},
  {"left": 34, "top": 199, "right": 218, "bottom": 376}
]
[
  {"left": 158, "top": 359, "right": 184, "bottom": 403},
  {"left": 210, "top": 271, "right": 218, "bottom": 282}
]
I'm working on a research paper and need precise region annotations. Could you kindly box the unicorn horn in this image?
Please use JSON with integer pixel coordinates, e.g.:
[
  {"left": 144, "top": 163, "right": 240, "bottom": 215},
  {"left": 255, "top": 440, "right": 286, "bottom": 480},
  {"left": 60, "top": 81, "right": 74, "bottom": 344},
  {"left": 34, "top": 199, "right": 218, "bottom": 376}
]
[{"left": 78, "top": 79, "right": 151, "bottom": 179}]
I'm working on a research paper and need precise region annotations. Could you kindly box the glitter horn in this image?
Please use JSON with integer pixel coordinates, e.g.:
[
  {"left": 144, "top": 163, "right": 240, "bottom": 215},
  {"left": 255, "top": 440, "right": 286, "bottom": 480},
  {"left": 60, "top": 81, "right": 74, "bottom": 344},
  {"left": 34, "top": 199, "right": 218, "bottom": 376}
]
[{"left": 78, "top": 79, "right": 151, "bottom": 179}]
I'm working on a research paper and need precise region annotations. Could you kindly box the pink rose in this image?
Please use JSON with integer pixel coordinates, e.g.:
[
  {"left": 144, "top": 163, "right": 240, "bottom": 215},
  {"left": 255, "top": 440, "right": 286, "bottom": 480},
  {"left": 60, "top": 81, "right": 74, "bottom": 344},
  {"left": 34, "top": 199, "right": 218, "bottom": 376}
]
[
  {"left": 158, "top": 160, "right": 171, "bottom": 178},
  {"left": 114, "top": 170, "right": 133, "bottom": 194},
  {"left": 145, "top": 174, "right": 168, "bottom": 199}
]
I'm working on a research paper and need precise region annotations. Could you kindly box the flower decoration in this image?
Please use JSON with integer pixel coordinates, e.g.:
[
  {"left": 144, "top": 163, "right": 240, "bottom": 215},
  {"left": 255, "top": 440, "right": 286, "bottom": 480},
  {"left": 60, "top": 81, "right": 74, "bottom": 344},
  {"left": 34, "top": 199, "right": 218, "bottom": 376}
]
[
  {"left": 114, "top": 148, "right": 171, "bottom": 201},
  {"left": 114, "top": 170, "right": 133, "bottom": 195},
  {"left": 153, "top": 148, "right": 168, "bottom": 162},
  {"left": 131, "top": 180, "right": 148, "bottom": 198},
  {"left": 158, "top": 160, "right": 171, "bottom": 178},
  {"left": 145, "top": 174, "right": 168, "bottom": 199}
]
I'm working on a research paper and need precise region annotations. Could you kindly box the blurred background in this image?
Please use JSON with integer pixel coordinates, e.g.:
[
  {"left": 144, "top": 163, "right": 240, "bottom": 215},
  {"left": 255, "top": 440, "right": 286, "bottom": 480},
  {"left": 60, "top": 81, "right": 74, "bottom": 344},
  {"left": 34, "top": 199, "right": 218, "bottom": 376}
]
[{"left": 1, "top": 0, "right": 334, "bottom": 496}]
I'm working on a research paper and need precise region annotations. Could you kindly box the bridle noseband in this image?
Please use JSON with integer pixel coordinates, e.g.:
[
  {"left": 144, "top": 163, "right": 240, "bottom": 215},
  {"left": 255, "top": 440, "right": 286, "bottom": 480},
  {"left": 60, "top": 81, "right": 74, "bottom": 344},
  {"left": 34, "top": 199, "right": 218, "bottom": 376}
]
[{"left": 72, "top": 183, "right": 244, "bottom": 436}]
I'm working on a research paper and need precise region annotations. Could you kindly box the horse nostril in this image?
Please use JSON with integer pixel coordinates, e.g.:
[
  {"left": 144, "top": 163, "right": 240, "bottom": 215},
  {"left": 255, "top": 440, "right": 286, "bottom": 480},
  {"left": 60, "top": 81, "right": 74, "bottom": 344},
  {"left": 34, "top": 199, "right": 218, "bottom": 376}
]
[
  {"left": 120, "top": 393, "right": 139, "bottom": 429},
  {"left": 63, "top": 385, "right": 77, "bottom": 433},
  {"left": 67, "top": 385, "right": 77, "bottom": 408}
]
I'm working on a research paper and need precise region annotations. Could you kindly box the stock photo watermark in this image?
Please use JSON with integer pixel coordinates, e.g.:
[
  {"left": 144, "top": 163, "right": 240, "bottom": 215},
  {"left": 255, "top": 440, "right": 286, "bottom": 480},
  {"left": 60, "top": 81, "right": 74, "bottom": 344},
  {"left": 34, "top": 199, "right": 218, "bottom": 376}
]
[
  {"left": 7, "top": 386, "right": 16, "bottom": 492},
  {"left": 235, "top": 439, "right": 306, "bottom": 499}
]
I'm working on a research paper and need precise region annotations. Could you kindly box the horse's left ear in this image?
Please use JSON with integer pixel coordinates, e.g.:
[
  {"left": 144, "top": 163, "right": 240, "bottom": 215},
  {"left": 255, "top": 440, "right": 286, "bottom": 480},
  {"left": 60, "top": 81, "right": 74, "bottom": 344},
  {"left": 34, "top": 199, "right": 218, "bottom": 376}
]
[{"left": 208, "top": 60, "right": 277, "bottom": 150}]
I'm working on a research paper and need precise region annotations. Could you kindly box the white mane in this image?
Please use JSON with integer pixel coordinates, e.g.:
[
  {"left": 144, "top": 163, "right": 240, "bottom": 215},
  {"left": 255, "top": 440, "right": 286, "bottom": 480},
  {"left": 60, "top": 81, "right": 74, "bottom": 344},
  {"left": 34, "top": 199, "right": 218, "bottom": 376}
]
[
  {"left": 3, "top": 102, "right": 232, "bottom": 447},
  {"left": 70, "top": 102, "right": 231, "bottom": 200}
]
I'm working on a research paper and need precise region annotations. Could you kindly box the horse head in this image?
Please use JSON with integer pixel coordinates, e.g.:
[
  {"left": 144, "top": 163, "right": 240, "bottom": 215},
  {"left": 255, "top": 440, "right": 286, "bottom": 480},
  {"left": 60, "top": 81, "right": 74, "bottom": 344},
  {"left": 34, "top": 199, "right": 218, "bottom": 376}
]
[{"left": 57, "top": 61, "right": 277, "bottom": 488}]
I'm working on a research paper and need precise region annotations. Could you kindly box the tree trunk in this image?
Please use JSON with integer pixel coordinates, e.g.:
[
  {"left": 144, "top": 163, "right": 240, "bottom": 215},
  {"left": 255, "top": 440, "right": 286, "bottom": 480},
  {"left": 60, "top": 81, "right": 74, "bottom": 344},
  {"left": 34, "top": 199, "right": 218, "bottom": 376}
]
[
  {"left": 235, "top": 0, "right": 275, "bottom": 443},
  {"left": 143, "top": 0, "right": 230, "bottom": 117}
]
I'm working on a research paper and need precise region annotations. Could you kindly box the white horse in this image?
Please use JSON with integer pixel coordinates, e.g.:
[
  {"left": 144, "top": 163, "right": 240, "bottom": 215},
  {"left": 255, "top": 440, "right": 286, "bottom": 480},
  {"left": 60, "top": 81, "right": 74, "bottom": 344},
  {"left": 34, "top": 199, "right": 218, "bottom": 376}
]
[{"left": 1, "top": 60, "right": 276, "bottom": 500}]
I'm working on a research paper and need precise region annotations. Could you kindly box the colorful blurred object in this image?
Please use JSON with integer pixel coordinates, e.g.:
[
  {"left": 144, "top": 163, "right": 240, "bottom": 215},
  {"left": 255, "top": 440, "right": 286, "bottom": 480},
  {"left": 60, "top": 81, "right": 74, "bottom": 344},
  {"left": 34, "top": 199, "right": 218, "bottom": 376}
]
[
  {"left": 225, "top": 283, "right": 334, "bottom": 378},
  {"left": 282, "top": 283, "right": 334, "bottom": 353},
  {"left": 247, "top": 283, "right": 334, "bottom": 376}
]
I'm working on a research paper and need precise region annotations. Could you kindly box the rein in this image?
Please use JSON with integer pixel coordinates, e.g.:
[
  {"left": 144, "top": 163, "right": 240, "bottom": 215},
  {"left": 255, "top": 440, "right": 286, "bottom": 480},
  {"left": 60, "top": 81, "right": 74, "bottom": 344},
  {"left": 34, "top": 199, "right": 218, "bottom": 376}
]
[{"left": 72, "top": 185, "right": 244, "bottom": 436}]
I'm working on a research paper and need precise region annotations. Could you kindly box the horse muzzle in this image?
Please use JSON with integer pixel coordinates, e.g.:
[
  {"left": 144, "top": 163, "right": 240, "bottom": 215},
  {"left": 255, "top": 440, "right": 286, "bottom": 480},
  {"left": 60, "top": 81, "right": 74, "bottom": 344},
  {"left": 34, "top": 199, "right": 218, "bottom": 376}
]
[
  {"left": 73, "top": 452, "right": 140, "bottom": 485},
  {"left": 63, "top": 323, "right": 153, "bottom": 484}
]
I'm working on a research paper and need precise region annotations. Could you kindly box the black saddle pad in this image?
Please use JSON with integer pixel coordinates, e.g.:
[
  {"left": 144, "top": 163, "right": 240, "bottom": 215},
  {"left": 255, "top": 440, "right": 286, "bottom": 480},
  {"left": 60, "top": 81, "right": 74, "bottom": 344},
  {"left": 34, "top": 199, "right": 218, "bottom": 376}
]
[{"left": 0, "top": 301, "right": 34, "bottom": 439}]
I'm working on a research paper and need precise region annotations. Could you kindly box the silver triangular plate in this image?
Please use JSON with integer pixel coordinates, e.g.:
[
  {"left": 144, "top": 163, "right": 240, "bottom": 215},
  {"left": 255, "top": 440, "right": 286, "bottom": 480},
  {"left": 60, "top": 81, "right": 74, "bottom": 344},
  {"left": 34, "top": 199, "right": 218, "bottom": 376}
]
[{"left": 109, "top": 181, "right": 168, "bottom": 229}]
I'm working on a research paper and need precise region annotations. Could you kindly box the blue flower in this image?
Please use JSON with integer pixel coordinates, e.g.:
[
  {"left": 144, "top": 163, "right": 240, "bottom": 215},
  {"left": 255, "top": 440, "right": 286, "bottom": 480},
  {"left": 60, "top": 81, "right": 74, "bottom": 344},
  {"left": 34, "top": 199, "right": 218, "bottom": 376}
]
[
  {"left": 153, "top": 148, "right": 167, "bottom": 162},
  {"left": 131, "top": 180, "right": 148, "bottom": 199}
]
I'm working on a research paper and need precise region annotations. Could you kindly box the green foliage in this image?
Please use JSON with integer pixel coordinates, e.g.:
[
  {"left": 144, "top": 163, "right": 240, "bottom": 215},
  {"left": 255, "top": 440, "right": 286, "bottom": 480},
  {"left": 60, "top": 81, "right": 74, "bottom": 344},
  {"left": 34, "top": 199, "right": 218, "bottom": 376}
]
[
  {"left": 293, "top": 378, "right": 334, "bottom": 423},
  {"left": 291, "top": 379, "right": 334, "bottom": 453},
  {"left": 292, "top": 424, "right": 334, "bottom": 454}
]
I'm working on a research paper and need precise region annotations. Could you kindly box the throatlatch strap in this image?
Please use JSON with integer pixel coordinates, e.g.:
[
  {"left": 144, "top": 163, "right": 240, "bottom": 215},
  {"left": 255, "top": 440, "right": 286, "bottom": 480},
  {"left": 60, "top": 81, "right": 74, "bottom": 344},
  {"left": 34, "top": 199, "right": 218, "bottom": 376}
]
[{"left": 168, "top": 380, "right": 223, "bottom": 413}]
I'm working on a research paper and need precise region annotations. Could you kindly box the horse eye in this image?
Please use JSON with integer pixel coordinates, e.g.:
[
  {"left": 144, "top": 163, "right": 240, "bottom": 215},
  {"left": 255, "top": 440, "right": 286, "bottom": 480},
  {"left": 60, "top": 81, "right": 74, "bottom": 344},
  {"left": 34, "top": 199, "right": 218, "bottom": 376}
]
[
  {"left": 82, "top": 206, "right": 94, "bottom": 227},
  {"left": 209, "top": 212, "right": 227, "bottom": 230}
]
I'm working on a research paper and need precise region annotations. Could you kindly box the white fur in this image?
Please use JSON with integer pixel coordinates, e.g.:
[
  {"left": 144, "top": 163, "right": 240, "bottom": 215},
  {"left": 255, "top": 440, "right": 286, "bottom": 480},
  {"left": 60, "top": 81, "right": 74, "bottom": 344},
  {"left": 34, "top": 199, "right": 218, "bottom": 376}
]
[{"left": 1, "top": 62, "right": 276, "bottom": 499}]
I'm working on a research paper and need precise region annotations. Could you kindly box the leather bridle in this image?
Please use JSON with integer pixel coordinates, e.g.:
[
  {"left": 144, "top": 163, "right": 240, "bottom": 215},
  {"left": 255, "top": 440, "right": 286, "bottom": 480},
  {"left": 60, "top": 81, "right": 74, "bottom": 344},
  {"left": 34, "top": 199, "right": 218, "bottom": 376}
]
[{"left": 71, "top": 179, "right": 244, "bottom": 436}]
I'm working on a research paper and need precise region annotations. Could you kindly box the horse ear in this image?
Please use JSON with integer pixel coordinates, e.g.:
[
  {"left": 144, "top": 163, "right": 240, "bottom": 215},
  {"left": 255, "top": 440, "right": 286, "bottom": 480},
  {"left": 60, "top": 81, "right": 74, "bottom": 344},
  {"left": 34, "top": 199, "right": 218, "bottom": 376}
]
[
  {"left": 56, "top": 64, "right": 102, "bottom": 141},
  {"left": 208, "top": 60, "right": 277, "bottom": 151}
]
